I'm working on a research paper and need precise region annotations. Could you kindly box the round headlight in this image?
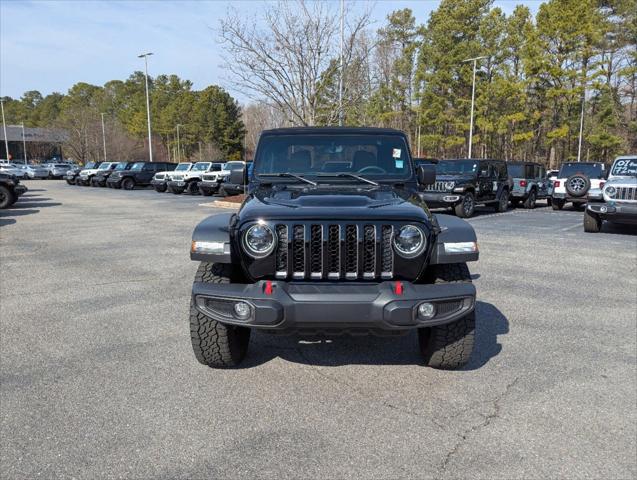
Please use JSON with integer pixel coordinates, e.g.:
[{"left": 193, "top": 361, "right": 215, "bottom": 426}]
[
  {"left": 243, "top": 223, "right": 276, "bottom": 258},
  {"left": 393, "top": 225, "right": 426, "bottom": 258},
  {"left": 605, "top": 186, "right": 616, "bottom": 197},
  {"left": 444, "top": 181, "right": 455, "bottom": 191}
]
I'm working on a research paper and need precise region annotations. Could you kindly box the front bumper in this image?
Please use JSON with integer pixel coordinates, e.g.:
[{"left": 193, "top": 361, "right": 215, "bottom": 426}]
[
  {"left": 192, "top": 280, "right": 476, "bottom": 333},
  {"left": 150, "top": 179, "right": 167, "bottom": 186},
  {"left": 106, "top": 177, "right": 122, "bottom": 187},
  {"left": 199, "top": 181, "right": 220, "bottom": 193},
  {"left": 14, "top": 185, "right": 28, "bottom": 196},
  {"left": 167, "top": 180, "right": 187, "bottom": 189},
  {"left": 420, "top": 192, "right": 462, "bottom": 208},
  {"left": 588, "top": 202, "right": 637, "bottom": 224}
]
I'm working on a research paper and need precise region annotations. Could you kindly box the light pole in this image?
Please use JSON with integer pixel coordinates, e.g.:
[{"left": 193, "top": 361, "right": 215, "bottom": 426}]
[
  {"left": 0, "top": 99, "right": 9, "bottom": 161},
  {"left": 338, "top": 0, "right": 344, "bottom": 126},
  {"left": 462, "top": 56, "right": 486, "bottom": 159},
  {"left": 138, "top": 52, "right": 154, "bottom": 162},
  {"left": 100, "top": 113, "right": 107, "bottom": 162},
  {"left": 576, "top": 87, "right": 586, "bottom": 162},
  {"left": 176, "top": 124, "right": 182, "bottom": 162},
  {"left": 21, "top": 123, "right": 27, "bottom": 164}
]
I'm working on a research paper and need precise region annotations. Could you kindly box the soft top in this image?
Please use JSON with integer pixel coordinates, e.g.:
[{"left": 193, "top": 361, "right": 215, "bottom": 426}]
[{"left": 260, "top": 127, "right": 407, "bottom": 136}]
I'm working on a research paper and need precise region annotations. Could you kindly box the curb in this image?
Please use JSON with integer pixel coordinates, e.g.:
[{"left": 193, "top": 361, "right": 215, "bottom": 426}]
[{"left": 199, "top": 201, "right": 241, "bottom": 209}]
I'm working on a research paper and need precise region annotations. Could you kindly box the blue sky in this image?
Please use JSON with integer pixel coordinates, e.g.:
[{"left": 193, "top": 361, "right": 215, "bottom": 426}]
[{"left": 0, "top": 0, "right": 542, "bottom": 103}]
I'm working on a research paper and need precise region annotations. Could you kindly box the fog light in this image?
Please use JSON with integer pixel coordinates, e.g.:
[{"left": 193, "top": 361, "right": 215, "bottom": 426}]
[
  {"left": 418, "top": 302, "right": 435, "bottom": 319},
  {"left": 600, "top": 205, "right": 607, "bottom": 213},
  {"left": 233, "top": 302, "right": 251, "bottom": 320}
]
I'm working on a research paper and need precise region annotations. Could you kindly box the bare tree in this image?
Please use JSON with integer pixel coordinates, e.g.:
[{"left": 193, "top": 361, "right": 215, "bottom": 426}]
[
  {"left": 220, "top": 0, "right": 371, "bottom": 126},
  {"left": 242, "top": 102, "right": 288, "bottom": 157}
]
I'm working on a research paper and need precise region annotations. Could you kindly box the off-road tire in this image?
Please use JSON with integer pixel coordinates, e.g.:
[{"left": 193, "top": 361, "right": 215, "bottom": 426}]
[
  {"left": 565, "top": 174, "right": 590, "bottom": 197},
  {"left": 154, "top": 185, "right": 167, "bottom": 193},
  {"left": 552, "top": 198, "right": 564, "bottom": 210},
  {"left": 122, "top": 178, "right": 135, "bottom": 190},
  {"left": 583, "top": 209, "right": 602, "bottom": 232},
  {"left": 495, "top": 189, "right": 509, "bottom": 212},
  {"left": 218, "top": 186, "right": 228, "bottom": 198},
  {"left": 454, "top": 192, "right": 475, "bottom": 218},
  {"left": 190, "top": 262, "right": 251, "bottom": 368},
  {"left": 523, "top": 190, "right": 537, "bottom": 209},
  {"left": 0, "top": 185, "right": 16, "bottom": 209},
  {"left": 66, "top": 179, "right": 74, "bottom": 185},
  {"left": 186, "top": 181, "right": 199, "bottom": 195},
  {"left": 200, "top": 188, "right": 213, "bottom": 196},
  {"left": 547, "top": 197, "right": 552, "bottom": 206},
  {"left": 418, "top": 263, "right": 475, "bottom": 369}
]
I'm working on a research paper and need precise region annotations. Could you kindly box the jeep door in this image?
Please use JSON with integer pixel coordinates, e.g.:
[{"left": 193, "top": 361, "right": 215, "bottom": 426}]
[
  {"left": 536, "top": 165, "right": 549, "bottom": 198},
  {"left": 477, "top": 161, "right": 494, "bottom": 201},
  {"left": 140, "top": 163, "right": 158, "bottom": 184}
]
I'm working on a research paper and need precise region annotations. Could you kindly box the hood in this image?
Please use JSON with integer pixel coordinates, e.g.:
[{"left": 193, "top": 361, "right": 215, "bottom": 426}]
[
  {"left": 606, "top": 176, "right": 637, "bottom": 187},
  {"left": 238, "top": 185, "right": 431, "bottom": 223},
  {"left": 80, "top": 168, "right": 100, "bottom": 175},
  {"left": 434, "top": 174, "right": 476, "bottom": 184}
]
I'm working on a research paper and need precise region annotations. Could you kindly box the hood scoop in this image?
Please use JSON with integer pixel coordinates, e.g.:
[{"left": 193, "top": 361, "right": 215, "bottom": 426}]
[{"left": 261, "top": 188, "right": 402, "bottom": 209}]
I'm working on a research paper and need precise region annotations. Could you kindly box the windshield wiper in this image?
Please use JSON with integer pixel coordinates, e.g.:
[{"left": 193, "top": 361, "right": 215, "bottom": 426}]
[
  {"left": 260, "top": 173, "right": 317, "bottom": 186},
  {"left": 317, "top": 173, "right": 379, "bottom": 186}
]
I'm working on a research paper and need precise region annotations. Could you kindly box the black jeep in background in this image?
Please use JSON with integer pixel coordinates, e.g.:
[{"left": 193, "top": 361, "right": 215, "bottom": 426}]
[
  {"left": 93, "top": 162, "right": 134, "bottom": 187},
  {"left": 419, "top": 159, "right": 510, "bottom": 217},
  {"left": 188, "top": 127, "right": 480, "bottom": 370},
  {"left": 107, "top": 162, "right": 176, "bottom": 189}
]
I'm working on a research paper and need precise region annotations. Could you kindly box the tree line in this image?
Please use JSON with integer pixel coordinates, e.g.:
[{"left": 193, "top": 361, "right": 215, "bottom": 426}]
[
  {"left": 223, "top": 0, "right": 636, "bottom": 166},
  {"left": 1, "top": 74, "right": 245, "bottom": 163}
]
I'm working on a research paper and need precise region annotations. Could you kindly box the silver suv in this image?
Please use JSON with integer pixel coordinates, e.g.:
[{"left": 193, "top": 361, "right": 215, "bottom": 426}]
[
  {"left": 508, "top": 162, "right": 551, "bottom": 208},
  {"left": 584, "top": 156, "right": 637, "bottom": 232}
]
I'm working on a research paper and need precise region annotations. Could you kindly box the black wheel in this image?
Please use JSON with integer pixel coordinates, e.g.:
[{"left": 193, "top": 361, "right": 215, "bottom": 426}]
[
  {"left": 170, "top": 187, "right": 183, "bottom": 194},
  {"left": 454, "top": 192, "right": 475, "bottom": 218},
  {"left": 201, "top": 189, "right": 213, "bottom": 197},
  {"left": 523, "top": 190, "right": 537, "bottom": 209},
  {"left": 66, "top": 179, "right": 74, "bottom": 185},
  {"left": 122, "top": 177, "right": 135, "bottom": 190},
  {"left": 0, "top": 185, "right": 16, "bottom": 209},
  {"left": 418, "top": 263, "right": 475, "bottom": 369},
  {"left": 190, "top": 263, "right": 251, "bottom": 368},
  {"left": 547, "top": 197, "right": 552, "bottom": 206},
  {"left": 154, "top": 185, "right": 167, "bottom": 193},
  {"left": 218, "top": 186, "right": 228, "bottom": 198},
  {"left": 186, "top": 181, "right": 200, "bottom": 195},
  {"left": 495, "top": 189, "right": 509, "bottom": 212},
  {"left": 583, "top": 209, "right": 602, "bottom": 232},
  {"left": 552, "top": 198, "right": 565, "bottom": 210},
  {"left": 91, "top": 179, "right": 99, "bottom": 187}
]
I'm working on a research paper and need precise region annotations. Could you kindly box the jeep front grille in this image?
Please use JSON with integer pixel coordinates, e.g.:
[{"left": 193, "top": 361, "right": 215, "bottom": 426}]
[
  {"left": 423, "top": 181, "right": 450, "bottom": 192},
  {"left": 273, "top": 223, "right": 394, "bottom": 280},
  {"left": 615, "top": 186, "right": 637, "bottom": 201},
  {"left": 172, "top": 175, "right": 184, "bottom": 181},
  {"left": 155, "top": 174, "right": 165, "bottom": 180},
  {"left": 202, "top": 174, "right": 217, "bottom": 181}
]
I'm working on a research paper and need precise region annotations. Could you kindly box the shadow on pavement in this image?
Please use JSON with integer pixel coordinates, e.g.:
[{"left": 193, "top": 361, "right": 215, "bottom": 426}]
[
  {"left": 0, "top": 218, "right": 17, "bottom": 227},
  {"left": 237, "top": 300, "right": 507, "bottom": 369},
  {"left": 0, "top": 209, "right": 40, "bottom": 218},
  {"left": 601, "top": 222, "right": 637, "bottom": 236}
]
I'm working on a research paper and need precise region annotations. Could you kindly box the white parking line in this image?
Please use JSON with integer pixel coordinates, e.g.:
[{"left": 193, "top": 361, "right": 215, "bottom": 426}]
[{"left": 560, "top": 222, "right": 582, "bottom": 231}]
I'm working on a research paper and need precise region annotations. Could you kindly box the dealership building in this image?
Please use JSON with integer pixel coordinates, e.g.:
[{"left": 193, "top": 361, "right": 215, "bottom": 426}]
[{"left": 0, "top": 125, "right": 68, "bottom": 161}]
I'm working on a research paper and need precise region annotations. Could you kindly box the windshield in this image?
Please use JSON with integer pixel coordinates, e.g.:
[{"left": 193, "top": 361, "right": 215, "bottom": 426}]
[
  {"left": 507, "top": 165, "right": 524, "bottom": 177},
  {"left": 611, "top": 158, "right": 637, "bottom": 176},
  {"left": 98, "top": 163, "right": 111, "bottom": 170},
  {"left": 255, "top": 134, "right": 411, "bottom": 180},
  {"left": 226, "top": 162, "right": 245, "bottom": 171},
  {"left": 435, "top": 160, "right": 478, "bottom": 175},
  {"left": 85, "top": 162, "right": 97, "bottom": 169},
  {"left": 175, "top": 163, "right": 191, "bottom": 171},
  {"left": 54, "top": 164, "right": 69, "bottom": 168},
  {"left": 193, "top": 162, "right": 211, "bottom": 171},
  {"left": 558, "top": 163, "right": 605, "bottom": 179},
  {"left": 114, "top": 162, "right": 129, "bottom": 170},
  {"left": 209, "top": 163, "right": 223, "bottom": 171}
]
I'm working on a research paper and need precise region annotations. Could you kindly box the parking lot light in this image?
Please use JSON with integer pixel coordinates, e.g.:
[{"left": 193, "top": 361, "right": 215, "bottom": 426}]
[{"left": 138, "top": 52, "right": 154, "bottom": 162}]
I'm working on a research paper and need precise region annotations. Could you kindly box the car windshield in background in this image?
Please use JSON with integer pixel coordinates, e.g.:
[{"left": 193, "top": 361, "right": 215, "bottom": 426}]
[
  {"left": 209, "top": 164, "right": 223, "bottom": 171},
  {"left": 558, "top": 163, "right": 605, "bottom": 179},
  {"left": 85, "top": 162, "right": 97, "bottom": 169},
  {"left": 98, "top": 163, "right": 111, "bottom": 170},
  {"left": 175, "top": 163, "right": 191, "bottom": 171},
  {"left": 193, "top": 163, "right": 211, "bottom": 171},
  {"left": 255, "top": 134, "right": 411, "bottom": 179},
  {"left": 54, "top": 164, "right": 70, "bottom": 168},
  {"left": 114, "top": 162, "right": 129, "bottom": 170},
  {"left": 130, "top": 162, "right": 144, "bottom": 171},
  {"left": 507, "top": 165, "right": 524, "bottom": 177},
  {"left": 435, "top": 160, "right": 478, "bottom": 175},
  {"left": 611, "top": 158, "right": 637, "bottom": 176}
]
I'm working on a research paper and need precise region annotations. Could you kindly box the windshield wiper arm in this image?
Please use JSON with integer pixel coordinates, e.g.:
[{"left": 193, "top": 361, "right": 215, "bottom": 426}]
[
  {"left": 260, "top": 173, "right": 317, "bottom": 186},
  {"left": 317, "top": 173, "right": 379, "bottom": 186}
]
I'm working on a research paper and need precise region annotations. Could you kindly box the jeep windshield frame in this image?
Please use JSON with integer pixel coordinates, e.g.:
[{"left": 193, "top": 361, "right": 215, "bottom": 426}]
[{"left": 253, "top": 133, "right": 414, "bottom": 184}]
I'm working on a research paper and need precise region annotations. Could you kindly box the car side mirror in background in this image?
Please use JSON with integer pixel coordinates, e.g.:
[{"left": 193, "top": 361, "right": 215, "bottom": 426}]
[
  {"left": 229, "top": 166, "right": 247, "bottom": 185},
  {"left": 417, "top": 164, "right": 436, "bottom": 186}
]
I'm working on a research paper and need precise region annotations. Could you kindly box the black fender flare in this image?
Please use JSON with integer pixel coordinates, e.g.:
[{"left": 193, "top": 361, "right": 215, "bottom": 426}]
[
  {"left": 429, "top": 214, "right": 479, "bottom": 265},
  {"left": 190, "top": 212, "right": 234, "bottom": 263}
]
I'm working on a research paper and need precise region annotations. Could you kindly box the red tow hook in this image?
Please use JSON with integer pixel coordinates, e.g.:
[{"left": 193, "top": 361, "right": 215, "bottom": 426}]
[
  {"left": 394, "top": 281, "right": 404, "bottom": 296},
  {"left": 264, "top": 280, "right": 273, "bottom": 296}
]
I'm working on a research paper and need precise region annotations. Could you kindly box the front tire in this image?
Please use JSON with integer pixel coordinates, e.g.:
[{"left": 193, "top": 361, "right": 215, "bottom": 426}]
[
  {"left": 454, "top": 192, "right": 475, "bottom": 218},
  {"left": 0, "top": 185, "right": 16, "bottom": 209},
  {"left": 523, "top": 190, "right": 537, "bottom": 209},
  {"left": 122, "top": 178, "right": 135, "bottom": 190},
  {"left": 186, "top": 181, "right": 199, "bottom": 195},
  {"left": 154, "top": 185, "right": 167, "bottom": 193},
  {"left": 495, "top": 189, "right": 509, "bottom": 212},
  {"left": 583, "top": 209, "right": 602, "bottom": 232},
  {"left": 418, "top": 263, "right": 475, "bottom": 369},
  {"left": 190, "top": 263, "right": 251, "bottom": 368}
]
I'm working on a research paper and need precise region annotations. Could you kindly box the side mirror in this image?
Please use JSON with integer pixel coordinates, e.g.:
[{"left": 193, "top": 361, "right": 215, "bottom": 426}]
[
  {"left": 417, "top": 164, "right": 436, "bottom": 186},
  {"left": 228, "top": 167, "right": 247, "bottom": 185},
  {"left": 480, "top": 169, "right": 489, "bottom": 177}
]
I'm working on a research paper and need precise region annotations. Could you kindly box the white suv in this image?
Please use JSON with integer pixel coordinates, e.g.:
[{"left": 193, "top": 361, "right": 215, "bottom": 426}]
[
  {"left": 151, "top": 162, "right": 191, "bottom": 192},
  {"left": 167, "top": 161, "right": 218, "bottom": 195},
  {"left": 551, "top": 162, "right": 607, "bottom": 210}
]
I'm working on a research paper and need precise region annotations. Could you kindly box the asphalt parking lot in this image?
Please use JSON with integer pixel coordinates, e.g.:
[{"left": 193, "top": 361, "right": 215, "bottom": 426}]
[{"left": 1, "top": 181, "right": 636, "bottom": 479}]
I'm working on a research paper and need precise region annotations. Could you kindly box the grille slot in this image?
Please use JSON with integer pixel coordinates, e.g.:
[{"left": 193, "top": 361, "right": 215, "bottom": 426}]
[
  {"left": 274, "top": 223, "right": 394, "bottom": 280},
  {"left": 423, "top": 181, "right": 449, "bottom": 192},
  {"left": 616, "top": 186, "right": 636, "bottom": 201}
]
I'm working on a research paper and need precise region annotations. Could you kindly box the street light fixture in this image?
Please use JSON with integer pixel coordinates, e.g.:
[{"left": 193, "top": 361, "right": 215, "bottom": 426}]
[
  {"left": 462, "top": 55, "right": 487, "bottom": 159},
  {"left": 138, "top": 52, "right": 154, "bottom": 162},
  {"left": 100, "top": 113, "right": 107, "bottom": 162}
]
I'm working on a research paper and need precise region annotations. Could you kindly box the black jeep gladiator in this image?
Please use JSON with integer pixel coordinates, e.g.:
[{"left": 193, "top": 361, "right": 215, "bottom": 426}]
[
  {"left": 0, "top": 172, "right": 28, "bottom": 209},
  {"left": 419, "top": 159, "right": 510, "bottom": 217},
  {"left": 188, "top": 128, "right": 480, "bottom": 369}
]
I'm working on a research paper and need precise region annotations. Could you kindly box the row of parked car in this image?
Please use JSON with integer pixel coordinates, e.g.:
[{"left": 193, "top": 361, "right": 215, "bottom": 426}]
[
  {"left": 0, "top": 160, "right": 77, "bottom": 180},
  {"left": 64, "top": 160, "right": 249, "bottom": 196}
]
